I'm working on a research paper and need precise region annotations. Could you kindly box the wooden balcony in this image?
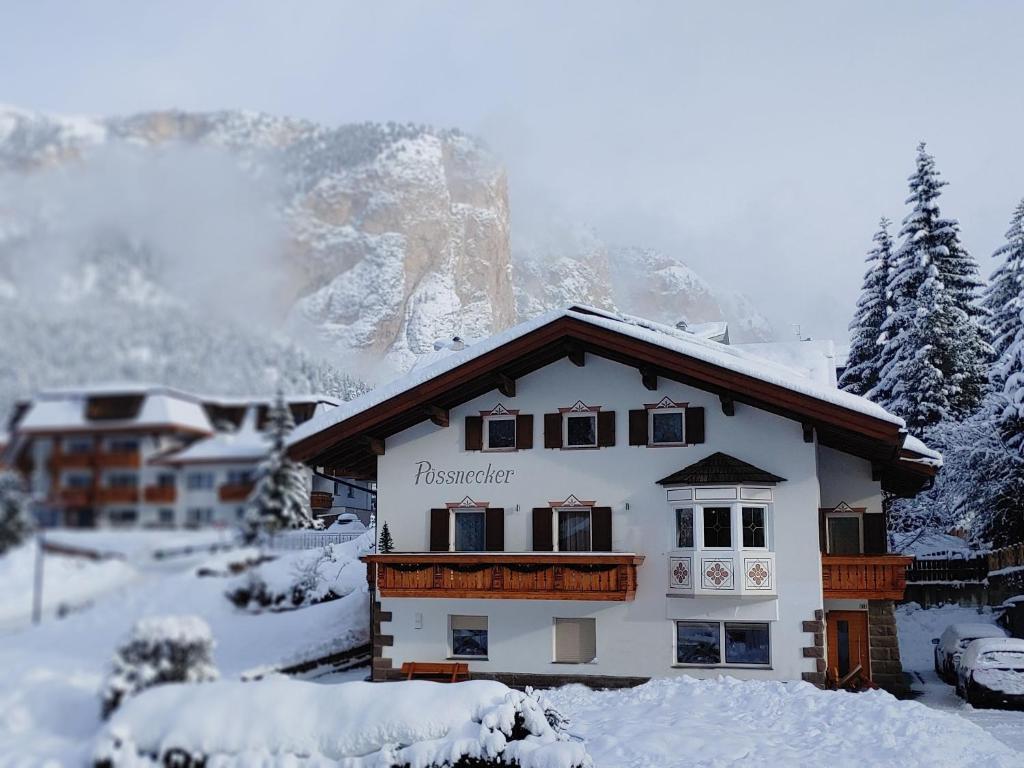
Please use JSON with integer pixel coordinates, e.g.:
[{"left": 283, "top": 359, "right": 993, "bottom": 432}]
[
  {"left": 363, "top": 553, "right": 645, "bottom": 601},
  {"left": 219, "top": 483, "right": 254, "bottom": 502},
  {"left": 144, "top": 485, "right": 177, "bottom": 503},
  {"left": 55, "top": 487, "right": 93, "bottom": 506},
  {"left": 821, "top": 555, "right": 913, "bottom": 600},
  {"left": 96, "top": 486, "right": 139, "bottom": 504},
  {"left": 95, "top": 450, "right": 141, "bottom": 469},
  {"left": 51, "top": 452, "right": 94, "bottom": 469},
  {"left": 310, "top": 490, "right": 334, "bottom": 510}
]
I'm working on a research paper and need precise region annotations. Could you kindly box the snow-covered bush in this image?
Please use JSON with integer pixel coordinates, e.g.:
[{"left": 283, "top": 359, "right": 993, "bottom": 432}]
[
  {"left": 93, "top": 677, "right": 590, "bottom": 767},
  {"left": 0, "top": 470, "right": 33, "bottom": 555},
  {"left": 101, "top": 616, "right": 218, "bottom": 718}
]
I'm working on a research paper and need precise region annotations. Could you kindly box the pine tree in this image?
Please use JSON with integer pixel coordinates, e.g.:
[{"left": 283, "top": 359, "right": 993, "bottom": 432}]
[
  {"left": 246, "top": 392, "right": 321, "bottom": 538},
  {"left": 0, "top": 471, "right": 34, "bottom": 555},
  {"left": 378, "top": 521, "right": 394, "bottom": 553},
  {"left": 872, "top": 143, "right": 988, "bottom": 429},
  {"left": 983, "top": 199, "right": 1024, "bottom": 372},
  {"left": 840, "top": 218, "right": 893, "bottom": 396}
]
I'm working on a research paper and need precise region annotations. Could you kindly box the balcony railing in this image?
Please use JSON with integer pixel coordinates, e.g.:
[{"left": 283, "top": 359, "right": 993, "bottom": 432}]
[
  {"left": 96, "top": 486, "right": 140, "bottom": 504},
  {"left": 219, "top": 483, "right": 254, "bottom": 502},
  {"left": 363, "top": 553, "right": 645, "bottom": 601},
  {"left": 667, "top": 549, "right": 777, "bottom": 597},
  {"left": 310, "top": 490, "right": 333, "bottom": 510},
  {"left": 821, "top": 555, "right": 913, "bottom": 600},
  {"left": 95, "top": 451, "right": 141, "bottom": 468},
  {"left": 144, "top": 485, "right": 177, "bottom": 503},
  {"left": 55, "top": 487, "right": 93, "bottom": 506}
]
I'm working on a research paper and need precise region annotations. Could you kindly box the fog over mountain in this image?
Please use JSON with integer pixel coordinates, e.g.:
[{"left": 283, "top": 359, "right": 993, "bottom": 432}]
[{"left": 0, "top": 105, "right": 770, "bottom": 414}]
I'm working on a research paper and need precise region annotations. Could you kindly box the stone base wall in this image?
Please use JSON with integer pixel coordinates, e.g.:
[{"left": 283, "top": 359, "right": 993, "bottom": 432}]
[
  {"left": 800, "top": 609, "right": 826, "bottom": 687},
  {"left": 868, "top": 599, "right": 910, "bottom": 697}
]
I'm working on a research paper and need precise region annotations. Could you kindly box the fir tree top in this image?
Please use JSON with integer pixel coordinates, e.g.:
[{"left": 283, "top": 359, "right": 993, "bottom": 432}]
[{"left": 984, "top": 198, "right": 1024, "bottom": 366}]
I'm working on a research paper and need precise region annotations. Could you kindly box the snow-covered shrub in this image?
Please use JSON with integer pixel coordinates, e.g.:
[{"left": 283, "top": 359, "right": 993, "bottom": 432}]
[
  {"left": 0, "top": 470, "right": 33, "bottom": 555},
  {"left": 101, "top": 616, "right": 218, "bottom": 718},
  {"left": 226, "top": 546, "right": 340, "bottom": 611}
]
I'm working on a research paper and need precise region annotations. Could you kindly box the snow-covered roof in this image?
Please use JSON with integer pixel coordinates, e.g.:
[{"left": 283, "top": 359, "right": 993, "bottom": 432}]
[
  {"left": 902, "top": 434, "right": 943, "bottom": 464},
  {"left": 17, "top": 387, "right": 213, "bottom": 434},
  {"left": 290, "top": 305, "right": 906, "bottom": 449},
  {"left": 733, "top": 339, "right": 838, "bottom": 388},
  {"left": 156, "top": 407, "right": 269, "bottom": 465},
  {"left": 894, "top": 531, "right": 976, "bottom": 558}
]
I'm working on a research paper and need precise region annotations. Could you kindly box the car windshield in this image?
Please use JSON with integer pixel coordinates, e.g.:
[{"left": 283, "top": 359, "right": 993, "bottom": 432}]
[
  {"left": 957, "top": 638, "right": 983, "bottom": 650},
  {"left": 980, "top": 651, "right": 1024, "bottom": 668}
]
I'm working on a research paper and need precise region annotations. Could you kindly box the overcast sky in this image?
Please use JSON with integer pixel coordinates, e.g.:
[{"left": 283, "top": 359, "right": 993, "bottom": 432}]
[{"left": 2, "top": 1, "right": 1022, "bottom": 342}]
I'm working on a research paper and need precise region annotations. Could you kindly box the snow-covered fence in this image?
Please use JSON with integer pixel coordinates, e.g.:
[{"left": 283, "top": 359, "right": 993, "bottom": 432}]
[
  {"left": 905, "top": 555, "right": 989, "bottom": 584},
  {"left": 266, "top": 530, "right": 364, "bottom": 551}
]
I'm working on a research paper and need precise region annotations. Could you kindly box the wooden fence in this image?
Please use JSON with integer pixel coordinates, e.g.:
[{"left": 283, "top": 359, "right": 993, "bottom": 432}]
[
  {"left": 267, "top": 530, "right": 367, "bottom": 551},
  {"left": 905, "top": 543, "right": 1024, "bottom": 584}
]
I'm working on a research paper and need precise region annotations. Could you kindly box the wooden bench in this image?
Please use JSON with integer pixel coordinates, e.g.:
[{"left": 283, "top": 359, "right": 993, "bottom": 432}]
[{"left": 400, "top": 662, "right": 469, "bottom": 682}]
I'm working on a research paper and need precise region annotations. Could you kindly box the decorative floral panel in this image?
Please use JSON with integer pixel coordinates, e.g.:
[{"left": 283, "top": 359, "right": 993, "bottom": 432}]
[
  {"left": 743, "top": 557, "right": 773, "bottom": 591},
  {"left": 668, "top": 556, "right": 692, "bottom": 590},
  {"left": 700, "top": 558, "right": 735, "bottom": 590}
]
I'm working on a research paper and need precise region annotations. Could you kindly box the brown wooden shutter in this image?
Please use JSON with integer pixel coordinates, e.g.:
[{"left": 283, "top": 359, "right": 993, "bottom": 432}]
[
  {"left": 591, "top": 506, "right": 612, "bottom": 551},
  {"left": 685, "top": 406, "right": 705, "bottom": 444},
  {"left": 485, "top": 508, "right": 505, "bottom": 551},
  {"left": 863, "top": 513, "right": 886, "bottom": 554},
  {"left": 516, "top": 414, "right": 534, "bottom": 449},
  {"left": 465, "top": 416, "right": 483, "bottom": 451},
  {"left": 532, "top": 507, "right": 553, "bottom": 551},
  {"left": 429, "top": 508, "right": 449, "bottom": 551},
  {"left": 628, "top": 409, "right": 648, "bottom": 446},
  {"left": 597, "top": 410, "right": 616, "bottom": 447},
  {"left": 818, "top": 510, "right": 828, "bottom": 553},
  {"left": 543, "top": 413, "right": 562, "bottom": 449}
]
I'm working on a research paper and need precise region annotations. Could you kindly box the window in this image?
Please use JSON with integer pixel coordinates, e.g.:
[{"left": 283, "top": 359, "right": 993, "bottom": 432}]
[
  {"left": 564, "top": 413, "right": 597, "bottom": 448},
  {"left": 186, "top": 507, "right": 214, "bottom": 525},
  {"left": 557, "top": 508, "right": 592, "bottom": 552},
  {"left": 702, "top": 507, "right": 732, "bottom": 548},
  {"left": 64, "top": 473, "right": 92, "bottom": 488},
  {"left": 157, "top": 508, "right": 175, "bottom": 525},
  {"left": 155, "top": 473, "right": 176, "bottom": 488},
  {"left": 450, "top": 615, "right": 488, "bottom": 658},
  {"left": 554, "top": 618, "right": 596, "bottom": 663},
  {"left": 827, "top": 514, "right": 862, "bottom": 555},
  {"left": 226, "top": 469, "right": 254, "bottom": 486},
  {"left": 236, "top": 507, "right": 247, "bottom": 520},
  {"left": 675, "top": 507, "right": 694, "bottom": 548},
  {"left": 483, "top": 415, "right": 516, "bottom": 451},
  {"left": 186, "top": 472, "right": 215, "bottom": 491},
  {"left": 742, "top": 507, "right": 767, "bottom": 548},
  {"left": 107, "top": 438, "right": 139, "bottom": 454},
  {"left": 453, "top": 510, "right": 486, "bottom": 551},
  {"left": 347, "top": 484, "right": 355, "bottom": 498},
  {"left": 106, "top": 472, "right": 138, "bottom": 488},
  {"left": 676, "top": 622, "right": 720, "bottom": 665},
  {"left": 64, "top": 437, "right": 94, "bottom": 454},
  {"left": 676, "top": 622, "right": 770, "bottom": 666},
  {"left": 650, "top": 409, "right": 685, "bottom": 445},
  {"left": 108, "top": 508, "right": 138, "bottom": 525}
]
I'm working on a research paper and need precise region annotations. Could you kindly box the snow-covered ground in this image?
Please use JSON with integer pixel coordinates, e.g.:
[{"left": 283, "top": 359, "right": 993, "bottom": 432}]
[
  {"left": 897, "top": 602, "right": 1024, "bottom": 754},
  {"left": 0, "top": 533, "right": 372, "bottom": 766}
]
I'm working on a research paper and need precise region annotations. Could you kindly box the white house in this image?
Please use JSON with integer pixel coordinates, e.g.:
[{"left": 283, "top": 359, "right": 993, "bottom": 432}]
[{"left": 289, "top": 307, "right": 938, "bottom": 692}]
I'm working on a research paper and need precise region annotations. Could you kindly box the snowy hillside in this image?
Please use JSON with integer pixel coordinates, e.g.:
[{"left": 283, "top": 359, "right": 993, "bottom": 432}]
[{"left": 0, "top": 104, "right": 774, "bottom": 415}]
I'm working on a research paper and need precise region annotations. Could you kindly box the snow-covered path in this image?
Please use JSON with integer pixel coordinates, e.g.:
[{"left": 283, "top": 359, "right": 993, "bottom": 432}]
[{"left": 897, "top": 602, "right": 1024, "bottom": 755}]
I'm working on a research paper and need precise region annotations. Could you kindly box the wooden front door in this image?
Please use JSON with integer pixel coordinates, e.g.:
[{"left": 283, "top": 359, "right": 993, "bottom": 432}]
[{"left": 826, "top": 610, "right": 870, "bottom": 684}]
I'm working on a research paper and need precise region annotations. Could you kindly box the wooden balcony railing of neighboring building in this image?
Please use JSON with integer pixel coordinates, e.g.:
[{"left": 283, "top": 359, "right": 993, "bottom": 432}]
[
  {"left": 95, "top": 450, "right": 142, "bottom": 469},
  {"left": 219, "top": 483, "right": 255, "bottom": 502},
  {"left": 310, "top": 491, "right": 334, "bottom": 510},
  {"left": 821, "top": 555, "right": 913, "bottom": 601},
  {"left": 95, "top": 487, "right": 140, "bottom": 504},
  {"left": 363, "top": 552, "right": 645, "bottom": 601},
  {"left": 55, "top": 487, "right": 93, "bottom": 506},
  {"left": 144, "top": 485, "right": 177, "bottom": 504},
  {"left": 50, "top": 452, "right": 95, "bottom": 469}
]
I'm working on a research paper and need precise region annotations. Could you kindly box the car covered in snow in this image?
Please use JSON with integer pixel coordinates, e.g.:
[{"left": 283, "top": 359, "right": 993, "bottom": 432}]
[
  {"left": 932, "top": 623, "right": 1007, "bottom": 683},
  {"left": 955, "top": 637, "right": 1024, "bottom": 708}
]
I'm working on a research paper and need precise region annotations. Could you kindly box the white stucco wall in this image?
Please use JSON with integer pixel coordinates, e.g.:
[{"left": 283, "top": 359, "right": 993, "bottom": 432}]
[
  {"left": 817, "top": 445, "right": 883, "bottom": 514},
  {"left": 375, "top": 356, "right": 833, "bottom": 681}
]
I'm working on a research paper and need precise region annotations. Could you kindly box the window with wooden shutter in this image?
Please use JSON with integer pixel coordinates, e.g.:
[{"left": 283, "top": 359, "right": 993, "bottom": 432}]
[
  {"left": 591, "top": 506, "right": 612, "bottom": 551},
  {"left": 429, "top": 508, "right": 449, "bottom": 551},
  {"left": 485, "top": 508, "right": 505, "bottom": 551},
  {"left": 628, "top": 409, "right": 648, "bottom": 446},
  {"left": 597, "top": 411, "right": 616, "bottom": 447},
  {"left": 465, "top": 416, "right": 483, "bottom": 451},
  {"left": 515, "top": 414, "right": 533, "bottom": 449},
  {"left": 684, "top": 406, "right": 705, "bottom": 444},
  {"left": 863, "top": 513, "right": 886, "bottom": 554},
  {"left": 543, "top": 413, "right": 562, "bottom": 449},
  {"left": 532, "top": 507, "right": 553, "bottom": 551},
  {"left": 554, "top": 618, "right": 597, "bottom": 663}
]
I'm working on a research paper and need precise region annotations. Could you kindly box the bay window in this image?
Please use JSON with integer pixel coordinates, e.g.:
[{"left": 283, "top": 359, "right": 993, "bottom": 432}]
[
  {"left": 742, "top": 506, "right": 767, "bottom": 548},
  {"left": 671, "top": 497, "right": 771, "bottom": 552},
  {"left": 675, "top": 507, "right": 694, "bottom": 548}
]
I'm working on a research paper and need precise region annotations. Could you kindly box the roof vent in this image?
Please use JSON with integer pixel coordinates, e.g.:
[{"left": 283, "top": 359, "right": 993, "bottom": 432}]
[
  {"left": 674, "top": 319, "right": 689, "bottom": 331},
  {"left": 450, "top": 336, "right": 465, "bottom": 351}
]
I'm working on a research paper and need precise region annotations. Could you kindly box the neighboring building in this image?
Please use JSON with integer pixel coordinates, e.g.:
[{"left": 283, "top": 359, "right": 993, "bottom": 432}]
[
  {"left": 289, "top": 306, "right": 939, "bottom": 692},
  {"left": 3, "top": 384, "right": 367, "bottom": 529}
]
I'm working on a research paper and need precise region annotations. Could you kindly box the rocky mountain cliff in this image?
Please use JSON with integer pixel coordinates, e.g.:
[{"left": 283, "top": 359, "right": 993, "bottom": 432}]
[{"left": 0, "top": 105, "right": 770, "bottom": 414}]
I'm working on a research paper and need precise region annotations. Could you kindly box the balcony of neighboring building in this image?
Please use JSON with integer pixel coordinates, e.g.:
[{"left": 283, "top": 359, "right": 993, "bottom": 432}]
[
  {"left": 819, "top": 505, "right": 912, "bottom": 600},
  {"left": 363, "top": 552, "right": 644, "bottom": 601},
  {"left": 218, "top": 482, "right": 255, "bottom": 502},
  {"left": 96, "top": 486, "right": 140, "bottom": 504},
  {"left": 310, "top": 490, "right": 333, "bottom": 510}
]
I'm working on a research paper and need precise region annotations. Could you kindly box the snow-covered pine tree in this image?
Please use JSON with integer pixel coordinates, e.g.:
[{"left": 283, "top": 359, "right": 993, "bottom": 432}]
[
  {"left": 0, "top": 470, "right": 34, "bottom": 555},
  {"left": 839, "top": 218, "right": 893, "bottom": 396},
  {"left": 983, "top": 199, "right": 1024, "bottom": 372},
  {"left": 246, "top": 392, "right": 321, "bottom": 538},
  {"left": 872, "top": 143, "right": 988, "bottom": 428},
  {"left": 379, "top": 521, "right": 394, "bottom": 553}
]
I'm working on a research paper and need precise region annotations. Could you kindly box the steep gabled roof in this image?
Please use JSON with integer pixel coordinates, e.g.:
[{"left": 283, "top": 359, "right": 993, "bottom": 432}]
[
  {"left": 656, "top": 452, "right": 786, "bottom": 486},
  {"left": 286, "top": 306, "right": 933, "bottom": 494}
]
